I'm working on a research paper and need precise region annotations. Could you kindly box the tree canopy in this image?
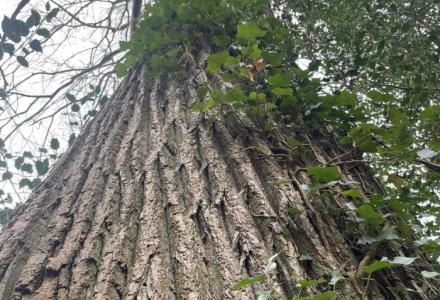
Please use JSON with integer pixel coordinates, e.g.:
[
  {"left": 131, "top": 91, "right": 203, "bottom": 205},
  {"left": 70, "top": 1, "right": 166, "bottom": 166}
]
[{"left": 0, "top": 0, "right": 439, "bottom": 297}]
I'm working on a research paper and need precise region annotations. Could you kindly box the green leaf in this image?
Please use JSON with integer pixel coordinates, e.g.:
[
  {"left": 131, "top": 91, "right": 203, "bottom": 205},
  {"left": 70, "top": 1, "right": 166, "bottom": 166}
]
[
  {"left": 356, "top": 204, "right": 384, "bottom": 226},
  {"left": 30, "top": 39, "right": 43, "bottom": 52},
  {"left": 271, "top": 87, "right": 293, "bottom": 96},
  {"left": 2, "top": 171, "right": 13, "bottom": 181},
  {"left": 389, "top": 174, "right": 404, "bottom": 188},
  {"left": 232, "top": 274, "right": 267, "bottom": 290},
  {"left": 46, "top": 8, "right": 60, "bottom": 22},
  {"left": 1, "top": 43, "right": 15, "bottom": 55},
  {"left": 207, "top": 50, "right": 230, "bottom": 73},
  {"left": 66, "top": 93, "right": 76, "bottom": 102},
  {"left": 35, "top": 159, "right": 49, "bottom": 176},
  {"left": 307, "top": 166, "right": 341, "bottom": 182},
  {"left": 36, "top": 28, "right": 50, "bottom": 38},
  {"left": 32, "top": 178, "right": 42, "bottom": 187},
  {"left": 26, "top": 10, "right": 41, "bottom": 28},
  {"left": 223, "top": 87, "right": 247, "bottom": 102},
  {"left": 23, "top": 151, "right": 34, "bottom": 158},
  {"left": 71, "top": 103, "right": 80, "bottom": 112},
  {"left": 115, "top": 63, "right": 128, "bottom": 78},
  {"left": 363, "top": 260, "right": 393, "bottom": 274},
  {"left": 249, "top": 92, "right": 266, "bottom": 101},
  {"left": 19, "top": 178, "right": 32, "bottom": 189},
  {"left": 337, "top": 91, "right": 356, "bottom": 106},
  {"left": 294, "top": 291, "right": 337, "bottom": 300},
  {"left": 196, "top": 85, "right": 209, "bottom": 100},
  {"left": 50, "top": 138, "right": 60, "bottom": 150},
  {"left": 21, "top": 163, "right": 33, "bottom": 173},
  {"left": 296, "top": 278, "right": 326, "bottom": 288},
  {"left": 17, "top": 56, "right": 29, "bottom": 67},
  {"left": 237, "top": 22, "right": 267, "bottom": 41},
  {"left": 341, "top": 189, "right": 362, "bottom": 198},
  {"left": 267, "top": 73, "right": 293, "bottom": 87},
  {"left": 262, "top": 51, "right": 283, "bottom": 65},
  {"left": 14, "top": 157, "right": 24, "bottom": 169},
  {"left": 366, "top": 90, "right": 394, "bottom": 101}
]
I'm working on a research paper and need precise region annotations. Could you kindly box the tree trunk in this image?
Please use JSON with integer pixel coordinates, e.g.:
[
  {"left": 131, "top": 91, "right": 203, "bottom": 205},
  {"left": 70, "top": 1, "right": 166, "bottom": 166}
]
[{"left": 0, "top": 56, "right": 431, "bottom": 299}]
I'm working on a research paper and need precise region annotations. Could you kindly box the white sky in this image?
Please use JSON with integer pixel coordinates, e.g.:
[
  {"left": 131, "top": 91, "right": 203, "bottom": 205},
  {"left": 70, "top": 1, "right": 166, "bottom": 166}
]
[
  {"left": 0, "top": 0, "right": 125, "bottom": 204},
  {"left": 0, "top": 1, "right": 17, "bottom": 18}
]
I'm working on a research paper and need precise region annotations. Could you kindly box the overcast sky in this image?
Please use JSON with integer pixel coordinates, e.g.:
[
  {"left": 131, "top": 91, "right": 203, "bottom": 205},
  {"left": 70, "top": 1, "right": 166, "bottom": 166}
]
[{"left": 0, "top": 1, "right": 16, "bottom": 18}]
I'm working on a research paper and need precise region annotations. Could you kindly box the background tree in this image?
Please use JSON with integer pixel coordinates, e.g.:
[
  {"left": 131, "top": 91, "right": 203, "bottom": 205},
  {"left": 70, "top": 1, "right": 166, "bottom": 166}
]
[{"left": 0, "top": 0, "right": 439, "bottom": 299}]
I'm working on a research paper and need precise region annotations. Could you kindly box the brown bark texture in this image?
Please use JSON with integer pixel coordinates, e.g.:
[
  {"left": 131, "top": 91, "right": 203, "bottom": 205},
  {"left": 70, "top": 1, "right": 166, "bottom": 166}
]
[{"left": 0, "top": 57, "right": 433, "bottom": 299}]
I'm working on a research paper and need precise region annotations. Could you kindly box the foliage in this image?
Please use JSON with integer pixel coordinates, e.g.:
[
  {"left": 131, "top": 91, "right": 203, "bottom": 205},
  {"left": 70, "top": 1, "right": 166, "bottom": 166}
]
[
  {"left": 0, "top": 0, "right": 439, "bottom": 298},
  {"left": 112, "top": 0, "right": 440, "bottom": 297}
]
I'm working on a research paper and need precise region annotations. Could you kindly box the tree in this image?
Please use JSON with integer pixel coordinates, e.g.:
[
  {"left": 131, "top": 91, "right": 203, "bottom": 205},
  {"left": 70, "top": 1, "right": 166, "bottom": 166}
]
[{"left": 0, "top": 0, "right": 439, "bottom": 299}]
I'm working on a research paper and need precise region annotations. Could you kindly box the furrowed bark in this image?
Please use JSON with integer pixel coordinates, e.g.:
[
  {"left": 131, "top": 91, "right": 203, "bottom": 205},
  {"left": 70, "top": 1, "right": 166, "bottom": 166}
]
[{"left": 0, "top": 53, "right": 434, "bottom": 300}]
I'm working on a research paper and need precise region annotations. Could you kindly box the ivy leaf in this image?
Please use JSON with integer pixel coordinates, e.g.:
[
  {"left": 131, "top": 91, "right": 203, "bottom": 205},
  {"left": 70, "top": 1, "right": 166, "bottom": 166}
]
[
  {"left": 223, "top": 87, "right": 247, "bottom": 102},
  {"left": 271, "top": 87, "right": 293, "bottom": 96},
  {"left": 14, "top": 157, "right": 24, "bottom": 169},
  {"left": 2, "top": 43, "right": 15, "bottom": 55},
  {"left": 389, "top": 174, "right": 404, "bottom": 188},
  {"left": 115, "top": 63, "right": 128, "bottom": 78},
  {"left": 65, "top": 93, "right": 76, "bottom": 102},
  {"left": 293, "top": 291, "right": 336, "bottom": 300},
  {"left": 21, "top": 163, "right": 33, "bottom": 173},
  {"left": 17, "top": 56, "right": 29, "bottom": 67},
  {"left": 356, "top": 204, "right": 384, "bottom": 226},
  {"left": 307, "top": 166, "right": 341, "bottom": 182},
  {"left": 296, "top": 278, "right": 326, "bottom": 288},
  {"left": 71, "top": 104, "right": 80, "bottom": 112},
  {"left": 26, "top": 10, "right": 41, "bottom": 27},
  {"left": 32, "top": 178, "right": 42, "bottom": 187},
  {"left": 207, "top": 50, "right": 230, "bottom": 73},
  {"left": 2, "top": 171, "right": 13, "bottom": 181},
  {"left": 19, "top": 178, "right": 32, "bottom": 189},
  {"left": 35, "top": 159, "right": 49, "bottom": 176},
  {"left": 36, "top": 28, "right": 51, "bottom": 38},
  {"left": 366, "top": 90, "right": 394, "bottom": 101},
  {"left": 341, "top": 189, "right": 362, "bottom": 198},
  {"left": 23, "top": 151, "right": 33, "bottom": 158},
  {"left": 267, "top": 73, "right": 293, "bottom": 87},
  {"left": 362, "top": 260, "right": 393, "bottom": 274},
  {"left": 46, "top": 8, "right": 60, "bottom": 22},
  {"left": 232, "top": 274, "right": 267, "bottom": 290},
  {"left": 30, "top": 39, "right": 43, "bottom": 52},
  {"left": 262, "top": 51, "right": 283, "bottom": 65},
  {"left": 50, "top": 138, "right": 60, "bottom": 150},
  {"left": 237, "top": 22, "right": 266, "bottom": 41}
]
